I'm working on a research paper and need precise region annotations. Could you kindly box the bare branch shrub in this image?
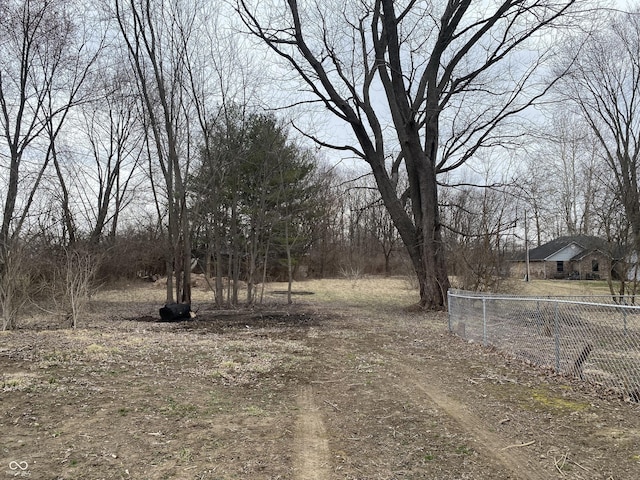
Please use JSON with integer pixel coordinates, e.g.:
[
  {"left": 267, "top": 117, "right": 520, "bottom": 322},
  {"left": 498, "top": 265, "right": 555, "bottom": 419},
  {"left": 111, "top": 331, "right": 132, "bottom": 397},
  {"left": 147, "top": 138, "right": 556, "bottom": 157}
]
[
  {"left": 339, "top": 265, "right": 364, "bottom": 281},
  {"left": 51, "top": 247, "right": 101, "bottom": 329},
  {"left": 0, "top": 244, "right": 32, "bottom": 331},
  {"left": 96, "top": 230, "right": 166, "bottom": 283}
]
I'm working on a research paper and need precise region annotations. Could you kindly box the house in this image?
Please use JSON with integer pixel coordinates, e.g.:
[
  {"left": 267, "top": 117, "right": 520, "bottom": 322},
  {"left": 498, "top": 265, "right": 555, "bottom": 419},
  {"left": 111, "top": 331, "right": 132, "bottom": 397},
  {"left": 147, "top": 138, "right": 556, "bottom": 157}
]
[{"left": 512, "top": 235, "right": 614, "bottom": 280}]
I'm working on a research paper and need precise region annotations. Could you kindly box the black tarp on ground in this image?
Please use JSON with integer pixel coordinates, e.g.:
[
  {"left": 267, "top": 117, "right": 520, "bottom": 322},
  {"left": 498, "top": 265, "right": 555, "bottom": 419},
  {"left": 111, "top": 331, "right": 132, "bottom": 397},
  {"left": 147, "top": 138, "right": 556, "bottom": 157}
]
[{"left": 159, "top": 303, "right": 192, "bottom": 322}]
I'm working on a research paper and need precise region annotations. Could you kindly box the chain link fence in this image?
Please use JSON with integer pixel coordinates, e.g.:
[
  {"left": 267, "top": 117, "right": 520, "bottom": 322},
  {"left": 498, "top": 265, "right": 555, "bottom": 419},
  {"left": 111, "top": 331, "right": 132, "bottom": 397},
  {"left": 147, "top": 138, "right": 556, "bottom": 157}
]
[{"left": 447, "top": 290, "right": 640, "bottom": 400}]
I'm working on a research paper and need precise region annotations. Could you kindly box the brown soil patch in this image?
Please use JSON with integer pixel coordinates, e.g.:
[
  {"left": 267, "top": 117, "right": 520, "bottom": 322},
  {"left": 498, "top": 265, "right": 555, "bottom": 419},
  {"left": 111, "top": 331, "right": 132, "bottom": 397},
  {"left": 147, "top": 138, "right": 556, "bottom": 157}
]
[
  {"left": 293, "top": 386, "right": 331, "bottom": 480},
  {"left": 1, "top": 278, "right": 639, "bottom": 479}
]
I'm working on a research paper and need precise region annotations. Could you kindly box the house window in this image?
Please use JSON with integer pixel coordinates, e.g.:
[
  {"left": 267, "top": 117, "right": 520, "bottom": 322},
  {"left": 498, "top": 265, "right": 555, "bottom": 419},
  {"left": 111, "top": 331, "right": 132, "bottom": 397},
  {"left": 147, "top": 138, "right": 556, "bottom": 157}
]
[
  {"left": 592, "top": 259, "right": 599, "bottom": 272},
  {"left": 557, "top": 261, "right": 564, "bottom": 272}
]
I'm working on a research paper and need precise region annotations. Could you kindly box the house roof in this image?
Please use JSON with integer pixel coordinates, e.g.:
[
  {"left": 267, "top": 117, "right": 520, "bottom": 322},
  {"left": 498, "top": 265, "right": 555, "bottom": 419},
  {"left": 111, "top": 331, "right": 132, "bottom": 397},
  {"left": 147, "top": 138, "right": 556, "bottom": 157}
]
[{"left": 523, "top": 235, "right": 612, "bottom": 262}]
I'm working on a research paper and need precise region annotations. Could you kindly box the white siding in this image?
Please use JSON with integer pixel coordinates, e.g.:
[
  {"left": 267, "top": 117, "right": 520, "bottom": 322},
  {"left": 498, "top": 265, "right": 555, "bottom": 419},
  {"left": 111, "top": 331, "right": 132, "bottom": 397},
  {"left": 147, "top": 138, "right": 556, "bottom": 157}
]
[{"left": 546, "top": 243, "right": 583, "bottom": 261}]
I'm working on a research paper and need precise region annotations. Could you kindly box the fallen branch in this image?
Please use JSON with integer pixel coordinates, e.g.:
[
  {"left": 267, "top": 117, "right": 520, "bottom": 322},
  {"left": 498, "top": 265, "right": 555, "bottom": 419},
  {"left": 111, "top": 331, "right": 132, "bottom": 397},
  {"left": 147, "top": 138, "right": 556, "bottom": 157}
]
[
  {"left": 501, "top": 440, "right": 535, "bottom": 450},
  {"left": 570, "top": 459, "right": 589, "bottom": 472},
  {"left": 554, "top": 451, "right": 569, "bottom": 476},
  {"left": 323, "top": 400, "right": 341, "bottom": 411},
  {"left": 311, "top": 378, "right": 347, "bottom": 384}
]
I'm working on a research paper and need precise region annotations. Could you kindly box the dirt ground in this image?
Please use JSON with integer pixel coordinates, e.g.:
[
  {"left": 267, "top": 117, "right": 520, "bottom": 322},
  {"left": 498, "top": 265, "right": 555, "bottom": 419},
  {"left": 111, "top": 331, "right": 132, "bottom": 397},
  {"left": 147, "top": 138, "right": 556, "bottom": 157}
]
[{"left": 1, "top": 278, "right": 639, "bottom": 479}]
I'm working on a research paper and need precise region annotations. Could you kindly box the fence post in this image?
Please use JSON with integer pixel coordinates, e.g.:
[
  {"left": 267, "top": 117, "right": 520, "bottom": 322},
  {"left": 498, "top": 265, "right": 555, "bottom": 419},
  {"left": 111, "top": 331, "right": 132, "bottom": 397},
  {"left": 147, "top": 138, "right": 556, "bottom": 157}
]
[
  {"left": 554, "top": 302, "right": 560, "bottom": 372},
  {"left": 483, "top": 298, "right": 488, "bottom": 346},
  {"left": 448, "top": 290, "right": 452, "bottom": 332}
]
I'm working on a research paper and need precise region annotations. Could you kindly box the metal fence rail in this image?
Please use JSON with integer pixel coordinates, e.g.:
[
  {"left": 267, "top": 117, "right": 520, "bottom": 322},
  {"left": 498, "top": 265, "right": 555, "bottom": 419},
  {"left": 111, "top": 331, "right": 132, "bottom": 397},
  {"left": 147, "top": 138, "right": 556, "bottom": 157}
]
[{"left": 447, "top": 290, "right": 640, "bottom": 400}]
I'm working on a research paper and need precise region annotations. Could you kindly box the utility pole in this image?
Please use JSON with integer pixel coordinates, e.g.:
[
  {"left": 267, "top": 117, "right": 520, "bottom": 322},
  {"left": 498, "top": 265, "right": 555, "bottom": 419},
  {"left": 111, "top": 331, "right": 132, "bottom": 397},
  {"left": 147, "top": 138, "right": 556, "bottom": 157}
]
[{"left": 525, "top": 210, "right": 530, "bottom": 282}]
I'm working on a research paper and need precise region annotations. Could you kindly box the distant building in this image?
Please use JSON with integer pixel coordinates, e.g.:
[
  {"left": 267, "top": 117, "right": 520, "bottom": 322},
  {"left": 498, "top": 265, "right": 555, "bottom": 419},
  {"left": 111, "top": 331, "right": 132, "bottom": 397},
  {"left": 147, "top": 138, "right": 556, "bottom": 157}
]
[{"left": 512, "top": 235, "right": 614, "bottom": 280}]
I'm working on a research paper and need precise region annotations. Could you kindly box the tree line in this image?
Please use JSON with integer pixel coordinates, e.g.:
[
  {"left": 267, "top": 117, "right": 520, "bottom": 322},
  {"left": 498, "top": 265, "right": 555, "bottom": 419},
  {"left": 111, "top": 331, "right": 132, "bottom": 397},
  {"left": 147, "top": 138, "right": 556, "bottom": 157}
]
[{"left": 2, "top": 0, "right": 640, "bottom": 329}]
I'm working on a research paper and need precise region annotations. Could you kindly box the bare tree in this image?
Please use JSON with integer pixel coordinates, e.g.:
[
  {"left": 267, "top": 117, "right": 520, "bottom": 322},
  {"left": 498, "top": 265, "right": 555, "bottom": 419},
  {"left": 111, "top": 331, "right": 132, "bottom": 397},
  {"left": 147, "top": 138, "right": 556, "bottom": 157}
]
[
  {"left": 79, "top": 67, "right": 145, "bottom": 245},
  {"left": 595, "top": 181, "right": 637, "bottom": 298},
  {"left": 0, "top": 0, "right": 100, "bottom": 328},
  {"left": 367, "top": 195, "right": 400, "bottom": 277},
  {"left": 305, "top": 164, "right": 344, "bottom": 278},
  {"left": 338, "top": 174, "right": 401, "bottom": 276},
  {"left": 0, "top": 242, "right": 31, "bottom": 331},
  {"left": 559, "top": 8, "right": 640, "bottom": 293},
  {"left": 182, "top": 5, "right": 258, "bottom": 306},
  {"left": 442, "top": 160, "right": 519, "bottom": 291},
  {"left": 0, "top": 0, "right": 48, "bottom": 251},
  {"left": 236, "top": 0, "right": 580, "bottom": 308},
  {"left": 522, "top": 113, "right": 601, "bottom": 239},
  {"left": 515, "top": 162, "right": 552, "bottom": 248},
  {"left": 114, "top": 0, "right": 198, "bottom": 305}
]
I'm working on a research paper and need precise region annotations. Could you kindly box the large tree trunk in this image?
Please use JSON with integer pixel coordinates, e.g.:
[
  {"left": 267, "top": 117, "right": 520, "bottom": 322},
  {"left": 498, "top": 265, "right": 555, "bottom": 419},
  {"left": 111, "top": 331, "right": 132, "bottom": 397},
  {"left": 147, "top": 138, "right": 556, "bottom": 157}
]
[
  {"left": 368, "top": 151, "right": 449, "bottom": 309},
  {"left": 418, "top": 132, "right": 451, "bottom": 308},
  {"left": 418, "top": 167, "right": 450, "bottom": 308},
  {"left": 411, "top": 158, "right": 450, "bottom": 309},
  {"left": 1, "top": 153, "right": 20, "bottom": 251},
  {"left": 375, "top": 0, "right": 450, "bottom": 308}
]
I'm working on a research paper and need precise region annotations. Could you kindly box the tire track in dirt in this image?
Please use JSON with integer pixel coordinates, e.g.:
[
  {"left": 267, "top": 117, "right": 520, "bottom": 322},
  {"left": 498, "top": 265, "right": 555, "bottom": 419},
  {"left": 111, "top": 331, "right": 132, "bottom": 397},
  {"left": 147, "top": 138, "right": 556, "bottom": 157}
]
[
  {"left": 293, "top": 385, "right": 331, "bottom": 480},
  {"left": 391, "top": 360, "right": 549, "bottom": 480}
]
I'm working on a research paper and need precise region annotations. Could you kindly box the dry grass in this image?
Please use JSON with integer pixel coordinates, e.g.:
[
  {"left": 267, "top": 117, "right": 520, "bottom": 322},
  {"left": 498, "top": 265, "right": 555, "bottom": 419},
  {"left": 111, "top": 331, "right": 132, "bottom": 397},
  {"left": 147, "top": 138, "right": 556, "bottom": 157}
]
[
  {"left": 514, "top": 279, "right": 613, "bottom": 296},
  {"left": 263, "top": 276, "right": 420, "bottom": 310},
  {"left": 91, "top": 276, "right": 421, "bottom": 311},
  {"left": 92, "top": 276, "right": 614, "bottom": 313}
]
